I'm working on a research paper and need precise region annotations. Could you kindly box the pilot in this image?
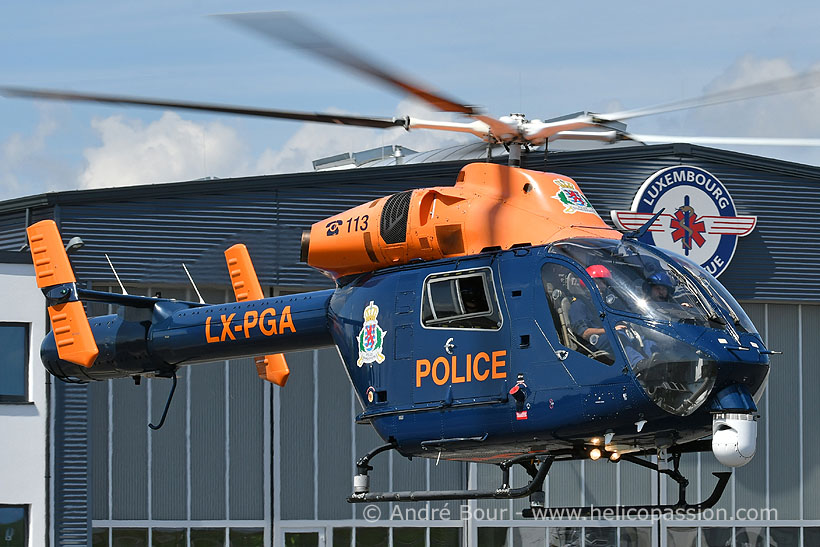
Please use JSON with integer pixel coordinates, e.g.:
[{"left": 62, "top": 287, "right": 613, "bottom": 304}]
[
  {"left": 569, "top": 265, "right": 612, "bottom": 344},
  {"left": 570, "top": 265, "right": 647, "bottom": 365},
  {"left": 568, "top": 265, "right": 625, "bottom": 364},
  {"left": 645, "top": 270, "right": 676, "bottom": 302}
]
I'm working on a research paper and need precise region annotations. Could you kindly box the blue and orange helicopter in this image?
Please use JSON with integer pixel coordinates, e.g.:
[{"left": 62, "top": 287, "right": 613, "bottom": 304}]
[{"left": 13, "top": 12, "right": 815, "bottom": 518}]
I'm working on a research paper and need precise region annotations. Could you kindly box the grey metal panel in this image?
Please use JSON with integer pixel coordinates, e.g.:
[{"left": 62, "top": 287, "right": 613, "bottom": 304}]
[
  {"left": 734, "top": 303, "right": 767, "bottom": 513},
  {"left": 584, "top": 460, "right": 617, "bottom": 507},
  {"left": 190, "top": 361, "right": 227, "bottom": 520},
  {"left": 150, "top": 375, "right": 187, "bottom": 520},
  {"left": 428, "top": 459, "right": 465, "bottom": 515},
  {"left": 89, "top": 381, "right": 109, "bottom": 520},
  {"left": 53, "top": 381, "right": 90, "bottom": 546},
  {"left": 767, "top": 304, "right": 800, "bottom": 519},
  {"left": 111, "top": 378, "right": 148, "bottom": 519},
  {"left": 228, "top": 357, "right": 265, "bottom": 520},
  {"left": 390, "top": 451, "right": 428, "bottom": 520},
  {"left": 802, "top": 305, "right": 820, "bottom": 519},
  {"left": 619, "top": 457, "right": 651, "bottom": 507},
  {"left": 0, "top": 209, "right": 26, "bottom": 250},
  {"left": 316, "top": 348, "right": 354, "bottom": 520},
  {"left": 280, "top": 350, "right": 316, "bottom": 520},
  {"left": 548, "top": 460, "right": 582, "bottom": 508}
]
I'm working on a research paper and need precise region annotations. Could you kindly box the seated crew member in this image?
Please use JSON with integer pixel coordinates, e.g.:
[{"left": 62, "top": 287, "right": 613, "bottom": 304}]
[
  {"left": 570, "top": 265, "right": 651, "bottom": 365},
  {"left": 645, "top": 270, "right": 676, "bottom": 303},
  {"left": 569, "top": 265, "right": 620, "bottom": 363}
]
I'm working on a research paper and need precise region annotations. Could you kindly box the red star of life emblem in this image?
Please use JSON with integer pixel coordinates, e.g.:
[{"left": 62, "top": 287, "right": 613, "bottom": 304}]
[{"left": 670, "top": 208, "right": 707, "bottom": 250}]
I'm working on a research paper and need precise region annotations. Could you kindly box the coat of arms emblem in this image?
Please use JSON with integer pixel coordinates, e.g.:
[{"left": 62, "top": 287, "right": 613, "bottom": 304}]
[{"left": 357, "top": 301, "right": 386, "bottom": 367}]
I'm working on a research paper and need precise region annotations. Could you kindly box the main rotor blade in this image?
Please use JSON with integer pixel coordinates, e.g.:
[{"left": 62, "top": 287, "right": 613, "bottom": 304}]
[
  {"left": 218, "top": 11, "right": 477, "bottom": 115},
  {"left": 598, "top": 68, "right": 820, "bottom": 122},
  {"left": 0, "top": 86, "right": 405, "bottom": 129},
  {"left": 629, "top": 133, "right": 820, "bottom": 147}
]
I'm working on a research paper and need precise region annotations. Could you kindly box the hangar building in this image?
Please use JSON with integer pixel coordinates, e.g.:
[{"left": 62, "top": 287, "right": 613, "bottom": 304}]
[{"left": 1, "top": 143, "right": 819, "bottom": 547}]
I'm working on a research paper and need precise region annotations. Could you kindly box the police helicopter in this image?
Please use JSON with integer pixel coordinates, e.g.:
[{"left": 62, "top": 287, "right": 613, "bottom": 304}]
[{"left": 10, "top": 11, "right": 816, "bottom": 517}]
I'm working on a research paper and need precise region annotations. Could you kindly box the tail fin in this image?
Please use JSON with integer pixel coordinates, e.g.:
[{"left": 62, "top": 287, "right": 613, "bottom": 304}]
[
  {"left": 224, "top": 243, "right": 290, "bottom": 387},
  {"left": 27, "top": 220, "right": 99, "bottom": 368}
]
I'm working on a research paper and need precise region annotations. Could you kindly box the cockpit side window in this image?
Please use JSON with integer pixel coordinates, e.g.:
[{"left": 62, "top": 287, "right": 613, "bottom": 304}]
[
  {"left": 541, "top": 262, "right": 614, "bottom": 366},
  {"left": 421, "top": 269, "right": 501, "bottom": 330}
]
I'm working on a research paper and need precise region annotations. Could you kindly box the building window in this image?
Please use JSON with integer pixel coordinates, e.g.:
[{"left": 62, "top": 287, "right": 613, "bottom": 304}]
[
  {"left": 0, "top": 505, "right": 28, "bottom": 547},
  {"left": 0, "top": 323, "right": 28, "bottom": 402}
]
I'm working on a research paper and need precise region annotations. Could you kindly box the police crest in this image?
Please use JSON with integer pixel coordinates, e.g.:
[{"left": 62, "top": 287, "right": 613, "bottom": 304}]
[
  {"left": 357, "top": 301, "right": 386, "bottom": 367},
  {"left": 552, "top": 178, "right": 596, "bottom": 215}
]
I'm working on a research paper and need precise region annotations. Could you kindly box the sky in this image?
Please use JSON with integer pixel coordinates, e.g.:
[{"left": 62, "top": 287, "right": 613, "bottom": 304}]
[{"left": 1, "top": 1, "right": 820, "bottom": 202}]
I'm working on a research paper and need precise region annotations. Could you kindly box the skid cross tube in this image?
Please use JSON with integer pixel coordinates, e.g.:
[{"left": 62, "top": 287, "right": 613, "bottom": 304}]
[{"left": 348, "top": 448, "right": 554, "bottom": 503}]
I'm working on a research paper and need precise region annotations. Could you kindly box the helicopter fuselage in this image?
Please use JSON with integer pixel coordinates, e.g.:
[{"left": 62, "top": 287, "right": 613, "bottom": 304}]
[
  {"left": 40, "top": 236, "right": 768, "bottom": 466},
  {"left": 330, "top": 240, "right": 769, "bottom": 463}
]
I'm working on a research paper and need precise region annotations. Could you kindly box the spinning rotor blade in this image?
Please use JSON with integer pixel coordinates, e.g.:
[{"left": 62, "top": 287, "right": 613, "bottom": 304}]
[
  {"left": 218, "top": 11, "right": 477, "bottom": 115},
  {"left": 628, "top": 134, "right": 820, "bottom": 147},
  {"left": 0, "top": 86, "right": 406, "bottom": 129},
  {"left": 598, "top": 68, "right": 820, "bottom": 122}
]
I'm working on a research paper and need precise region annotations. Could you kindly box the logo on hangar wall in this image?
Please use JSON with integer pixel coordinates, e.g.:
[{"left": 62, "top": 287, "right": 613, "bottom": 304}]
[{"left": 611, "top": 166, "right": 757, "bottom": 277}]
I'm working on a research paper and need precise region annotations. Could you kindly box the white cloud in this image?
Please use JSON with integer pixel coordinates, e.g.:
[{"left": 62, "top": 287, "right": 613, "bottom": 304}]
[
  {"left": 80, "top": 112, "right": 251, "bottom": 189},
  {"left": 0, "top": 108, "right": 60, "bottom": 198}
]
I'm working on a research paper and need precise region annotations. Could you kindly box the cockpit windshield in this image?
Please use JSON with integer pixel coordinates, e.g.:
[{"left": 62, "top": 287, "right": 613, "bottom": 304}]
[
  {"left": 550, "top": 238, "right": 718, "bottom": 327},
  {"left": 668, "top": 253, "right": 758, "bottom": 334}
]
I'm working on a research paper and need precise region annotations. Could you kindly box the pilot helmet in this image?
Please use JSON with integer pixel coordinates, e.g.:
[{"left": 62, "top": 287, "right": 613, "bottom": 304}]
[
  {"left": 586, "top": 264, "right": 611, "bottom": 279},
  {"left": 645, "top": 270, "right": 676, "bottom": 300},
  {"left": 580, "top": 264, "right": 612, "bottom": 290}
]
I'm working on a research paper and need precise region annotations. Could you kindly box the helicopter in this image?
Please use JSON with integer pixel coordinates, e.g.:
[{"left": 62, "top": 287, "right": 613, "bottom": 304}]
[{"left": 11, "top": 11, "right": 814, "bottom": 518}]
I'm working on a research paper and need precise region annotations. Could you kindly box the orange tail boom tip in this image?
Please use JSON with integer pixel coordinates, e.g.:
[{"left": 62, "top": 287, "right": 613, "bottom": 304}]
[
  {"left": 26, "top": 220, "right": 99, "bottom": 368},
  {"left": 27, "top": 219, "right": 77, "bottom": 288},
  {"left": 225, "top": 243, "right": 264, "bottom": 301},
  {"left": 255, "top": 354, "right": 290, "bottom": 387},
  {"left": 48, "top": 302, "right": 99, "bottom": 368}
]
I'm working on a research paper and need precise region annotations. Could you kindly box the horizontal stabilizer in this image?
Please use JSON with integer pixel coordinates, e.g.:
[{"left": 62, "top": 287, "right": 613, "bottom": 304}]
[
  {"left": 27, "top": 220, "right": 99, "bottom": 368},
  {"left": 225, "top": 244, "right": 290, "bottom": 386}
]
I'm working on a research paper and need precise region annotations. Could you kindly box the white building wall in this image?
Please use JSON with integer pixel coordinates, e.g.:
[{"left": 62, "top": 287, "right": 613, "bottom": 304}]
[{"left": 0, "top": 262, "right": 47, "bottom": 546}]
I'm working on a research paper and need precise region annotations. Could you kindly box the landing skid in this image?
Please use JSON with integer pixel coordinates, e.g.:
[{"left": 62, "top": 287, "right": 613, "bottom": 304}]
[
  {"left": 347, "top": 443, "right": 553, "bottom": 503},
  {"left": 347, "top": 443, "right": 731, "bottom": 517}
]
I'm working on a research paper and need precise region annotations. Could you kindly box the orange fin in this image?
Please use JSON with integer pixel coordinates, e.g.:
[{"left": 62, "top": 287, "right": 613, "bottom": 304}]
[
  {"left": 255, "top": 353, "right": 290, "bottom": 387},
  {"left": 48, "top": 302, "right": 99, "bottom": 368},
  {"left": 27, "top": 220, "right": 99, "bottom": 368},
  {"left": 224, "top": 244, "right": 290, "bottom": 386},
  {"left": 225, "top": 243, "right": 264, "bottom": 301},
  {"left": 27, "top": 220, "right": 77, "bottom": 287}
]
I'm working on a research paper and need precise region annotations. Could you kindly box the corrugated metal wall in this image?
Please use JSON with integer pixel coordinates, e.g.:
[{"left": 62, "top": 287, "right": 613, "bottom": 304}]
[
  {"left": 2, "top": 144, "right": 819, "bottom": 300},
  {"left": 53, "top": 381, "right": 90, "bottom": 546}
]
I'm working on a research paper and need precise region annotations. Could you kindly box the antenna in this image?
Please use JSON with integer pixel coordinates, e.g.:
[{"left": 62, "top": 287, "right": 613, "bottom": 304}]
[
  {"left": 104, "top": 253, "right": 128, "bottom": 295},
  {"left": 183, "top": 263, "right": 205, "bottom": 304}
]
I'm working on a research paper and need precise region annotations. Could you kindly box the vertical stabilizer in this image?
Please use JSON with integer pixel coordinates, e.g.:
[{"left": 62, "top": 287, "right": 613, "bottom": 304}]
[{"left": 225, "top": 243, "right": 290, "bottom": 386}]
